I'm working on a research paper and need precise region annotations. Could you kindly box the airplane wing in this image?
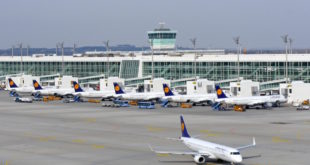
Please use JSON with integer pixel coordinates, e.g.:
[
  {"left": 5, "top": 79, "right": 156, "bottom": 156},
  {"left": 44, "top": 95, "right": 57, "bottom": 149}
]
[
  {"left": 148, "top": 145, "right": 209, "bottom": 156},
  {"left": 236, "top": 137, "right": 256, "bottom": 150}
]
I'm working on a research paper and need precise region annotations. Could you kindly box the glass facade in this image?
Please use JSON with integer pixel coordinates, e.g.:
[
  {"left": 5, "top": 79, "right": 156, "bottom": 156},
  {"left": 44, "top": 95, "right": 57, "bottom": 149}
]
[
  {"left": 142, "top": 61, "right": 310, "bottom": 83},
  {"left": 0, "top": 61, "right": 120, "bottom": 78}
]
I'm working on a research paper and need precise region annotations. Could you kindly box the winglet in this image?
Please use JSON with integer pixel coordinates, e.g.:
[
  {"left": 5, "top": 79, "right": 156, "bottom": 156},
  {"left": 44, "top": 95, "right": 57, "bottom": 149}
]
[
  {"left": 163, "top": 84, "right": 174, "bottom": 96},
  {"left": 73, "top": 81, "right": 84, "bottom": 92},
  {"left": 113, "top": 82, "right": 125, "bottom": 94},
  {"left": 148, "top": 144, "right": 154, "bottom": 152},
  {"left": 215, "top": 84, "right": 228, "bottom": 99},
  {"left": 253, "top": 137, "right": 256, "bottom": 146}
]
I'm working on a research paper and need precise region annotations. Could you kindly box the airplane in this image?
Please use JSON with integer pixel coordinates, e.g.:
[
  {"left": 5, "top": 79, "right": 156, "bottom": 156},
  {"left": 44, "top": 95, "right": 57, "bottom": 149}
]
[
  {"left": 150, "top": 115, "right": 256, "bottom": 165},
  {"left": 72, "top": 81, "right": 115, "bottom": 100},
  {"left": 162, "top": 84, "right": 216, "bottom": 105},
  {"left": 7, "top": 78, "right": 34, "bottom": 96},
  {"left": 113, "top": 82, "right": 164, "bottom": 101},
  {"left": 215, "top": 85, "right": 287, "bottom": 108},
  {"left": 32, "top": 80, "right": 75, "bottom": 98}
]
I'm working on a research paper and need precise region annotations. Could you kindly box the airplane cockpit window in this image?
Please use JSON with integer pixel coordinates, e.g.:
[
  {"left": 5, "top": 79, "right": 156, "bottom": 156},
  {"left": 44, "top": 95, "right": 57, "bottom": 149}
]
[{"left": 230, "top": 152, "right": 240, "bottom": 155}]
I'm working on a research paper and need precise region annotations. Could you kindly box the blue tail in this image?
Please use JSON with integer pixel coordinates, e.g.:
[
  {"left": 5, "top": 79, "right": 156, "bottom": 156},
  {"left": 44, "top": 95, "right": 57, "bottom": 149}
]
[
  {"left": 73, "top": 81, "right": 84, "bottom": 92},
  {"left": 113, "top": 82, "right": 125, "bottom": 94},
  {"left": 33, "top": 80, "right": 43, "bottom": 90},
  {"left": 180, "top": 115, "right": 190, "bottom": 138},
  {"left": 8, "top": 78, "right": 18, "bottom": 88},
  {"left": 163, "top": 84, "right": 174, "bottom": 96},
  {"left": 215, "top": 85, "right": 228, "bottom": 99}
]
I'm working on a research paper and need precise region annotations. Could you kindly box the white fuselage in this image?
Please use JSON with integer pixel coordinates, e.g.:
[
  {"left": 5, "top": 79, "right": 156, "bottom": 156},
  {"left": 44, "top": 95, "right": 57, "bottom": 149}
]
[
  {"left": 163, "top": 94, "right": 216, "bottom": 103},
  {"left": 74, "top": 90, "right": 115, "bottom": 99},
  {"left": 216, "top": 95, "right": 287, "bottom": 106},
  {"left": 10, "top": 87, "right": 34, "bottom": 95},
  {"left": 34, "top": 88, "right": 74, "bottom": 96},
  {"left": 182, "top": 137, "right": 242, "bottom": 163},
  {"left": 117, "top": 92, "right": 164, "bottom": 101}
]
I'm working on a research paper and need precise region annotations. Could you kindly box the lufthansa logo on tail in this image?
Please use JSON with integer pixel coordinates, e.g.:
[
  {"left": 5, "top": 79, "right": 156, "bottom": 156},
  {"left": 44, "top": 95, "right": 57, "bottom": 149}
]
[
  {"left": 217, "top": 89, "right": 222, "bottom": 95},
  {"left": 115, "top": 85, "right": 120, "bottom": 92},
  {"left": 9, "top": 80, "right": 14, "bottom": 86},
  {"left": 181, "top": 123, "right": 185, "bottom": 131},
  {"left": 34, "top": 82, "right": 39, "bottom": 88},
  {"left": 164, "top": 87, "right": 169, "bottom": 93},
  {"left": 74, "top": 84, "right": 79, "bottom": 90}
]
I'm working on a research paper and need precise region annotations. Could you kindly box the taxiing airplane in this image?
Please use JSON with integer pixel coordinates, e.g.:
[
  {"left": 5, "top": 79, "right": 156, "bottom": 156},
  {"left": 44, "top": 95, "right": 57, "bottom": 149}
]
[
  {"left": 215, "top": 85, "right": 287, "bottom": 108},
  {"left": 162, "top": 84, "right": 216, "bottom": 105},
  {"left": 7, "top": 78, "right": 34, "bottom": 95},
  {"left": 150, "top": 115, "right": 256, "bottom": 164},
  {"left": 32, "top": 80, "right": 75, "bottom": 98},
  {"left": 113, "top": 82, "right": 164, "bottom": 101},
  {"left": 72, "top": 81, "right": 115, "bottom": 99}
]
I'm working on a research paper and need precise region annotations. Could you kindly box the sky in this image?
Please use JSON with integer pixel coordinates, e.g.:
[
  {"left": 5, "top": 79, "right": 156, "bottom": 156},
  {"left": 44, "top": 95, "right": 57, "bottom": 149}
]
[{"left": 0, "top": 0, "right": 309, "bottom": 49}]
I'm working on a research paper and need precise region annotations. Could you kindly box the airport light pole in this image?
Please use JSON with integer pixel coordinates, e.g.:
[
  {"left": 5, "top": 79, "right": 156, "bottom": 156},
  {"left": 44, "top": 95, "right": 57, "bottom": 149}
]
[
  {"left": 190, "top": 38, "right": 197, "bottom": 80},
  {"left": 56, "top": 43, "right": 58, "bottom": 56},
  {"left": 73, "top": 43, "right": 77, "bottom": 55},
  {"left": 149, "top": 39, "right": 154, "bottom": 80},
  {"left": 282, "top": 35, "right": 289, "bottom": 84},
  {"left": 18, "top": 43, "right": 23, "bottom": 74},
  {"left": 233, "top": 37, "right": 240, "bottom": 82},
  {"left": 11, "top": 45, "right": 14, "bottom": 58},
  {"left": 59, "top": 42, "right": 64, "bottom": 76},
  {"left": 27, "top": 45, "right": 30, "bottom": 56},
  {"left": 103, "top": 40, "right": 110, "bottom": 78},
  {"left": 289, "top": 38, "right": 293, "bottom": 54}
]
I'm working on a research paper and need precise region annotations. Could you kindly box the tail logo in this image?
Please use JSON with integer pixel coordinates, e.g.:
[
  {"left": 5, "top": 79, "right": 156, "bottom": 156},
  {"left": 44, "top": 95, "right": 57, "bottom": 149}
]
[
  {"left": 74, "top": 84, "right": 79, "bottom": 90},
  {"left": 181, "top": 123, "right": 185, "bottom": 132},
  {"left": 164, "top": 87, "right": 169, "bottom": 94},
  {"left": 217, "top": 89, "right": 222, "bottom": 95},
  {"left": 115, "top": 85, "right": 120, "bottom": 92},
  {"left": 34, "top": 82, "right": 39, "bottom": 88},
  {"left": 9, "top": 80, "right": 14, "bottom": 86}
]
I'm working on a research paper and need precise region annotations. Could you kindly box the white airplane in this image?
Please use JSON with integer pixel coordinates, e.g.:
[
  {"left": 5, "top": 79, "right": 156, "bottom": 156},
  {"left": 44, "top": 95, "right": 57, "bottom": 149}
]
[
  {"left": 215, "top": 85, "right": 287, "bottom": 108},
  {"left": 72, "top": 81, "right": 115, "bottom": 99},
  {"left": 113, "top": 82, "right": 164, "bottom": 101},
  {"left": 7, "top": 78, "right": 34, "bottom": 96},
  {"left": 32, "top": 80, "right": 75, "bottom": 98},
  {"left": 150, "top": 115, "right": 256, "bottom": 164},
  {"left": 162, "top": 84, "right": 216, "bottom": 105}
]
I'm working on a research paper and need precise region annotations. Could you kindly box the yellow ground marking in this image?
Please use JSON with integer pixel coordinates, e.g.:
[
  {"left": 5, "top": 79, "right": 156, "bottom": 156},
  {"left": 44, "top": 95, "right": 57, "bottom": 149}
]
[
  {"left": 85, "top": 118, "right": 96, "bottom": 123},
  {"left": 38, "top": 136, "right": 56, "bottom": 142},
  {"left": 272, "top": 136, "right": 290, "bottom": 143},
  {"left": 72, "top": 139, "right": 86, "bottom": 144},
  {"left": 92, "top": 144, "right": 105, "bottom": 149},
  {"left": 200, "top": 130, "right": 220, "bottom": 137},
  {"left": 156, "top": 153, "right": 169, "bottom": 157},
  {"left": 146, "top": 126, "right": 164, "bottom": 132}
]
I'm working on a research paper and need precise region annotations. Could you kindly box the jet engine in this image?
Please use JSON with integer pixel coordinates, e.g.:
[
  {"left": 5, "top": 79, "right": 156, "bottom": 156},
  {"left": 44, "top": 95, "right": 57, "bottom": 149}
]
[{"left": 194, "top": 155, "right": 206, "bottom": 164}]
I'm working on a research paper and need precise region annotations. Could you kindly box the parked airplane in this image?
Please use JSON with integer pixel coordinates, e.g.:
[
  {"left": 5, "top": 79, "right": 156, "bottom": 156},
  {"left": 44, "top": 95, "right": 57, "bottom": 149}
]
[
  {"left": 32, "top": 80, "right": 74, "bottom": 98},
  {"left": 72, "top": 81, "right": 115, "bottom": 99},
  {"left": 7, "top": 78, "right": 34, "bottom": 95},
  {"left": 150, "top": 115, "right": 256, "bottom": 164},
  {"left": 113, "top": 82, "right": 164, "bottom": 101},
  {"left": 162, "top": 84, "right": 216, "bottom": 105},
  {"left": 215, "top": 85, "right": 287, "bottom": 108}
]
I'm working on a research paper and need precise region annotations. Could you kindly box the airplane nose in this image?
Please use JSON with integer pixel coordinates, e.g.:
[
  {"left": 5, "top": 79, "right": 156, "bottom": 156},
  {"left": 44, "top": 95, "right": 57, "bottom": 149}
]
[{"left": 235, "top": 156, "right": 242, "bottom": 163}]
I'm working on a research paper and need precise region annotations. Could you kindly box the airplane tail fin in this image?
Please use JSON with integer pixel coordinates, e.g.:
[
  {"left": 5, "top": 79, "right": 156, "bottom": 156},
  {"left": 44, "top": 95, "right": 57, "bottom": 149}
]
[
  {"left": 180, "top": 115, "right": 190, "bottom": 138},
  {"left": 215, "top": 85, "right": 228, "bottom": 99},
  {"left": 113, "top": 82, "right": 125, "bottom": 94},
  {"left": 8, "top": 78, "right": 18, "bottom": 88},
  {"left": 73, "top": 81, "right": 84, "bottom": 92},
  {"left": 33, "top": 80, "right": 43, "bottom": 90},
  {"left": 163, "top": 84, "right": 174, "bottom": 96}
]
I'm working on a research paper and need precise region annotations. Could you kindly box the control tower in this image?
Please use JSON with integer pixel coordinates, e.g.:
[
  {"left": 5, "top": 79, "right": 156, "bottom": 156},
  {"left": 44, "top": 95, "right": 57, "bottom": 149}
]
[{"left": 147, "top": 23, "right": 177, "bottom": 51}]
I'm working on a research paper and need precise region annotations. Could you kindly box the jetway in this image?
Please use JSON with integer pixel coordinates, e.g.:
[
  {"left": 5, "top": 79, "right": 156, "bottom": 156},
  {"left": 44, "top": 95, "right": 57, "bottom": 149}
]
[{"left": 124, "top": 76, "right": 152, "bottom": 87}]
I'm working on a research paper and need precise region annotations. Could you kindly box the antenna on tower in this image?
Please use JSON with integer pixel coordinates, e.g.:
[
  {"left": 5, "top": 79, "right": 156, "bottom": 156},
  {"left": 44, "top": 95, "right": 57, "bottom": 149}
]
[{"left": 159, "top": 22, "right": 165, "bottom": 29}]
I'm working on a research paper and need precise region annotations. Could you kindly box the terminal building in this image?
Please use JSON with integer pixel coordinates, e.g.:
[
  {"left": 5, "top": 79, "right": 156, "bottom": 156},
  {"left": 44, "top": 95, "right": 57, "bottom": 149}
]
[{"left": 1, "top": 24, "right": 309, "bottom": 91}]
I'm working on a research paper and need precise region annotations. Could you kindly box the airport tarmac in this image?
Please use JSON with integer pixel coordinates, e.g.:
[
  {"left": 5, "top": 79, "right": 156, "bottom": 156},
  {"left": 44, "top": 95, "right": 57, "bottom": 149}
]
[{"left": 0, "top": 91, "right": 309, "bottom": 165}]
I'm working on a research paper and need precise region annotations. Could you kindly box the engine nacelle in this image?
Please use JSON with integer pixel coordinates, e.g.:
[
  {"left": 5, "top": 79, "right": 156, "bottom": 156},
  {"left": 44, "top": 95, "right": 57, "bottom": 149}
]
[{"left": 194, "top": 155, "right": 206, "bottom": 164}]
